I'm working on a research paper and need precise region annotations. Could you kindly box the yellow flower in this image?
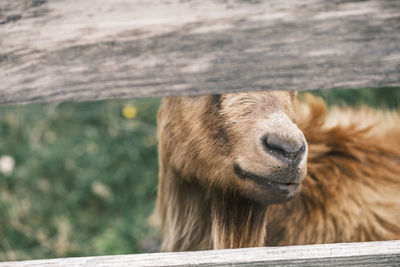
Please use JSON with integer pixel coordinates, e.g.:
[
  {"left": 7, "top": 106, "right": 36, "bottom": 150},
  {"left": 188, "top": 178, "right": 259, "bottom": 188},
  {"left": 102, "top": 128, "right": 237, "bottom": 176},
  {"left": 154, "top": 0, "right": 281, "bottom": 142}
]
[{"left": 122, "top": 104, "right": 137, "bottom": 119}]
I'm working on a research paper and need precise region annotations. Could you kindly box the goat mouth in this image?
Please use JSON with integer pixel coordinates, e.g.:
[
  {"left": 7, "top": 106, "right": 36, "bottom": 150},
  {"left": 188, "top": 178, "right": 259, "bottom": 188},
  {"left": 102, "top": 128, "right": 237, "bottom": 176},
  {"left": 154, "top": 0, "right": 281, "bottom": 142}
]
[{"left": 233, "top": 164, "right": 299, "bottom": 196}]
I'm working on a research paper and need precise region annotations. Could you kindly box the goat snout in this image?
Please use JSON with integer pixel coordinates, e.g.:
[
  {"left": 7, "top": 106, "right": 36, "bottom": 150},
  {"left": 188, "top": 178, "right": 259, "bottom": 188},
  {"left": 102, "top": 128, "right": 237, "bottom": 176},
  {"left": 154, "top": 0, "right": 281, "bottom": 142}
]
[{"left": 262, "top": 134, "right": 306, "bottom": 163}]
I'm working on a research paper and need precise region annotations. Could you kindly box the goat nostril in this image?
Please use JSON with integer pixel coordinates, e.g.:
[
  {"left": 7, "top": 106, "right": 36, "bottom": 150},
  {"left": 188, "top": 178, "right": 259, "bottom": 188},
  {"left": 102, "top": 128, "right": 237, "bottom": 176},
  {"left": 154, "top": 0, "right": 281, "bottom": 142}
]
[{"left": 262, "top": 135, "right": 305, "bottom": 161}]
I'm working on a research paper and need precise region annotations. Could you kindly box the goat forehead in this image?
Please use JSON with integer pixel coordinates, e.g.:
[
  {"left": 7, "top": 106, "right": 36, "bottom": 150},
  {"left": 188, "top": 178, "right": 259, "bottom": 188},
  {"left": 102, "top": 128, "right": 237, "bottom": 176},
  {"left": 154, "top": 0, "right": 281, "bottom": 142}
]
[
  {"left": 223, "top": 92, "right": 290, "bottom": 106},
  {"left": 220, "top": 92, "right": 293, "bottom": 119}
]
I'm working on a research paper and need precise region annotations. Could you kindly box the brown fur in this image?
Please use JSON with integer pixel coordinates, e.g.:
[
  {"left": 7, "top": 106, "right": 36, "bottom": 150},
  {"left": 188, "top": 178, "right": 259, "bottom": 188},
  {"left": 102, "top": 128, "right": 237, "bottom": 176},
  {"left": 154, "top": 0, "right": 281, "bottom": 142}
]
[
  {"left": 267, "top": 95, "right": 400, "bottom": 245},
  {"left": 155, "top": 92, "right": 400, "bottom": 252}
]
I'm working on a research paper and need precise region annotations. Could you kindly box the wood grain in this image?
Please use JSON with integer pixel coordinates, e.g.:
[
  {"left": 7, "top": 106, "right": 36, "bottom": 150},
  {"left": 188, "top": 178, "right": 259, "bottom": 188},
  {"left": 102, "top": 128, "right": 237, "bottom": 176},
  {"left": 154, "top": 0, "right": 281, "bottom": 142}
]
[
  {"left": 1, "top": 0, "right": 400, "bottom": 106},
  {"left": 1, "top": 240, "right": 400, "bottom": 266}
]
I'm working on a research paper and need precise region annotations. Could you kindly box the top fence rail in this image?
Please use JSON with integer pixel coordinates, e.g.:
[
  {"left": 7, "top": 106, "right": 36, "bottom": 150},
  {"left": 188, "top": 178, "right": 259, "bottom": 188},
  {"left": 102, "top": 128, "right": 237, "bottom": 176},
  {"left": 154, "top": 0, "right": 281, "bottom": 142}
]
[{"left": 1, "top": 0, "right": 400, "bottom": 105}]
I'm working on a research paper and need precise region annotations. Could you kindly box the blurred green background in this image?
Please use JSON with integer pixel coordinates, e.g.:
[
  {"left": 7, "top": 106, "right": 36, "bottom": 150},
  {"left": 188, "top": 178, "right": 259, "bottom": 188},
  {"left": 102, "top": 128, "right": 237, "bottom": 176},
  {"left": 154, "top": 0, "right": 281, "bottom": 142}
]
[{"left": 0, "top": 88, "right": 399, "bottom": 261}]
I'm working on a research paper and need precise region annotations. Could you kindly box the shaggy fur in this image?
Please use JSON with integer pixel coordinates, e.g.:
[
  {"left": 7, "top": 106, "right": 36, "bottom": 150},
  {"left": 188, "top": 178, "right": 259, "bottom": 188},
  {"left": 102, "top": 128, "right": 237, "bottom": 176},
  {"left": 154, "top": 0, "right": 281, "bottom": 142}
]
[
  {"left": 155, "top": 92, "right": 400, "bottom": 252},
  {"left": 267, "top": 95, "right": 400, "bottom": 245}
]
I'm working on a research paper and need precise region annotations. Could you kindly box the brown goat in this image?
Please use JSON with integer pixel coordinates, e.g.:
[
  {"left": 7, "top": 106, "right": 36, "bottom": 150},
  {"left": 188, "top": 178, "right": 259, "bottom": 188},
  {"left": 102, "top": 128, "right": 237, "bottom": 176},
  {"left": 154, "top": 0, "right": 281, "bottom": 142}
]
[{"left": 155, "top": 91, "right": 400, "bottom": 252}]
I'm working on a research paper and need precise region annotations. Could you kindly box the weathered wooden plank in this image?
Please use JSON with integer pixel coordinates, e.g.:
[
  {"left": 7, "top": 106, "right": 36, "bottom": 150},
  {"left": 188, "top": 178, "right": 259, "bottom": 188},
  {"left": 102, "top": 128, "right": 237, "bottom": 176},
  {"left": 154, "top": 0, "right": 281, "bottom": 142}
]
[
  {"left": 1, "top": 240, "right": 400, "bottom": 266},
  {"left": 1, "top": 0, "right": 400, "bottom": 105}
]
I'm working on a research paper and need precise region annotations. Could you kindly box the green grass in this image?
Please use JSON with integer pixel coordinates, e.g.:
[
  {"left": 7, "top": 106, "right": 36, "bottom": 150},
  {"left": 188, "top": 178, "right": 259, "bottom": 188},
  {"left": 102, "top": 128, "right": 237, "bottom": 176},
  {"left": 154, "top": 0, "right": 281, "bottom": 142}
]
[
  {"left": 0, "top": 88, "right": 399, "bottom": 261},
  {"left": 0, "top": 99, "right": 160, "bottom": 260}
]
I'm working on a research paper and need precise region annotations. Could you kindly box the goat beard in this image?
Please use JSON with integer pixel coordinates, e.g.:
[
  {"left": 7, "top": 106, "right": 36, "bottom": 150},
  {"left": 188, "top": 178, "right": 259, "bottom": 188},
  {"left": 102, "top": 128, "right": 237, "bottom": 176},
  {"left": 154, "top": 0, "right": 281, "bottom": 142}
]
[
  {"left": 157, "top": 173, "right": 269, "bottom": 251},
  {"left": 209, "top": 190, "right": 269, "bottom": 249}
]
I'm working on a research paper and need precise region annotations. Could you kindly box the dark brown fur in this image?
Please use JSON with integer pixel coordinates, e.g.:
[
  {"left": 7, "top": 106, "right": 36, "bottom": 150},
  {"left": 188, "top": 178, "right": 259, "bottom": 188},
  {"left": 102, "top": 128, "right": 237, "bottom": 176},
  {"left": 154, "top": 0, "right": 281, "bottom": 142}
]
[{"left": 154, "top": 92, "right": 400, "bottom": 251}]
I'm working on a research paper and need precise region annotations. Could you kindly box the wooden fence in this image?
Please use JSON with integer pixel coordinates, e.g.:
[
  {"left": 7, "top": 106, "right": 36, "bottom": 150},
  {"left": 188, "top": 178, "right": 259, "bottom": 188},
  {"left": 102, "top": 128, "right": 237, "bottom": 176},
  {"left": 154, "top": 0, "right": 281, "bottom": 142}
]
[
  {"left": 1, "top": 0, "right": 400, "bottom": 265},
  {"left": 1, "top": 241, "right": 400, "bottom": 266},
  {"left": 1, "top": 0, "right": 399, "bottom": 105}
]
